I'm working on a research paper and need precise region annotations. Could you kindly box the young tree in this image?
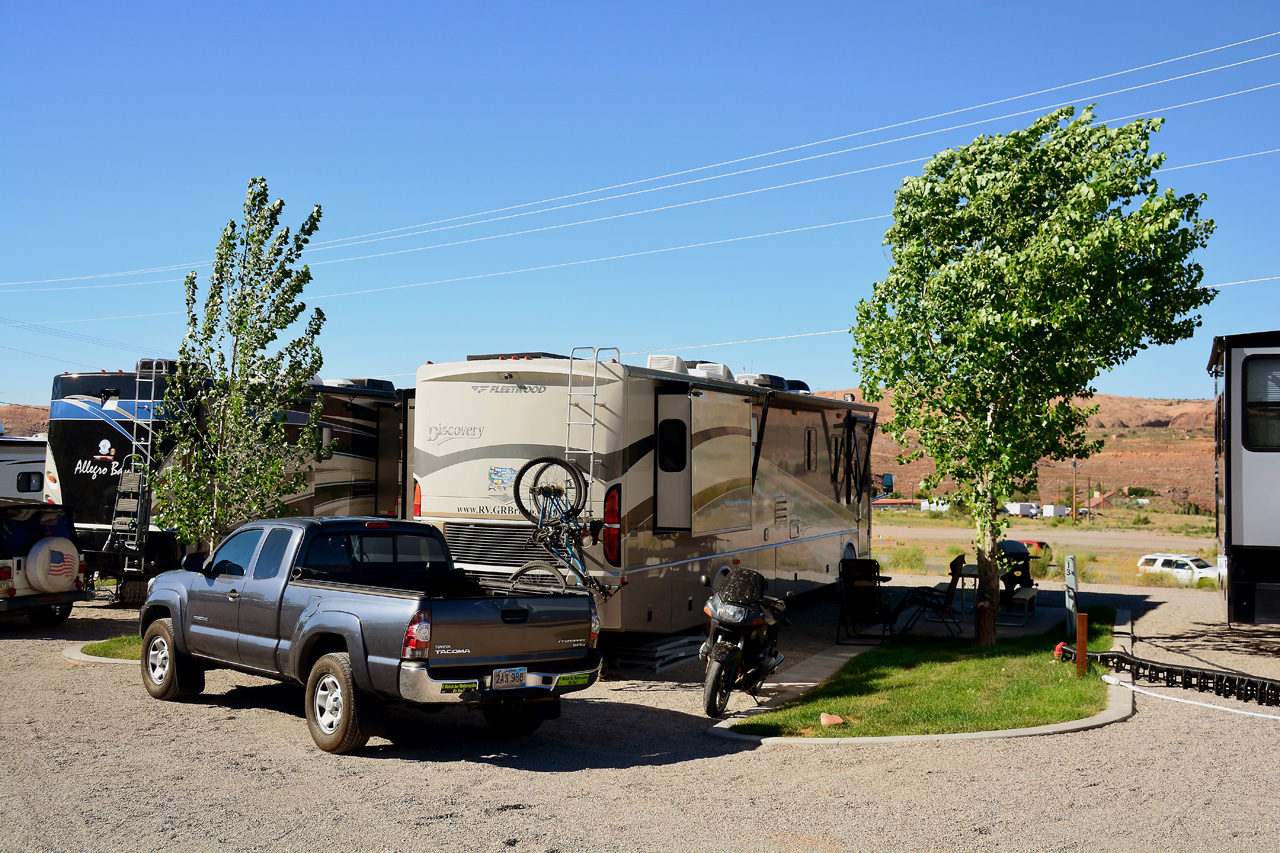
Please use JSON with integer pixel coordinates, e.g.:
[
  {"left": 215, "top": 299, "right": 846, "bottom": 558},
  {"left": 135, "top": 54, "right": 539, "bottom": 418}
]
[
  {"left": 155, "top": 177, "right": 326, "bottom": 548},
  {"left": 851, "top": 106, "right": 1215, "bottom": 644}
]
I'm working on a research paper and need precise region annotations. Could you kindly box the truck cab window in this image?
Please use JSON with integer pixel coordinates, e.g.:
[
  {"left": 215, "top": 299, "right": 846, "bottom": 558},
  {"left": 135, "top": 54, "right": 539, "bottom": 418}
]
[
  {"left": 252, "top": 528, "right": 294, "bottom": 580},
  {"left": 1244, "top": 356, "right": 1280, "bottom": 450},
  {"left": 211, "top": 529, "right": 264, "bottom": 578}
]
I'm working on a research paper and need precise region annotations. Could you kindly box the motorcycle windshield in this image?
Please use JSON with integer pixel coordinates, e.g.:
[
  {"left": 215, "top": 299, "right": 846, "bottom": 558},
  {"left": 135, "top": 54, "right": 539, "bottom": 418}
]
[{"left": 719, "top": 567, "right": 765, "bottom": 606}]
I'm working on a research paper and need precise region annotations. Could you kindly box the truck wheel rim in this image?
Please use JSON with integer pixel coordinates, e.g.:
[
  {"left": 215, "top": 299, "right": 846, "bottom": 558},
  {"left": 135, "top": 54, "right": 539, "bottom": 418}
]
[
  {"left": 146, "top": 636, "right": 170, "bottom": 685},
  {"left": 314, "top": 673, "right": 344, "bottom": 734}
]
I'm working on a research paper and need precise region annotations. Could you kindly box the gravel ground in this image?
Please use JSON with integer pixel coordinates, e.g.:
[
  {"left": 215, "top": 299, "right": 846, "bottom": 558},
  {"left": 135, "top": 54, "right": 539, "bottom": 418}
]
[{"left": 2, "top": 582, "right": 1278, "bottom": 853}]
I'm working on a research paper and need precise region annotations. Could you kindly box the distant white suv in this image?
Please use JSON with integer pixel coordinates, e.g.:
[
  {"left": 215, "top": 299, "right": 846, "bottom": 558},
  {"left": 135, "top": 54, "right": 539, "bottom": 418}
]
[{"left": 1136, "top": 553, "right": 1219, "bottom": 585}]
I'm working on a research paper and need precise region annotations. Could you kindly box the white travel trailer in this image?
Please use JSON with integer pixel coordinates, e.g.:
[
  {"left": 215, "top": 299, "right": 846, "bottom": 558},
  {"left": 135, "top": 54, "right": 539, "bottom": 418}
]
[
  {"left": 410, "top": 349, "right": 878, "bottom": 635},
  {"left": 1208, "top": 330, "right": 1280, "bottom": 624},
  {"left": 0, "top": 428, "right": 46, "bottom": 502}
]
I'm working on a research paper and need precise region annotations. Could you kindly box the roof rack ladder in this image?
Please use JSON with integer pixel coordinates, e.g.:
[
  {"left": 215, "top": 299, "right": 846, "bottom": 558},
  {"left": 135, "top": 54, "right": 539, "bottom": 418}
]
[
  {"left": 565, "top": 346, "right": 619, "bottom": 511},
  {"left": 106, "top": 358, "right": 165, "bottom": 574}
]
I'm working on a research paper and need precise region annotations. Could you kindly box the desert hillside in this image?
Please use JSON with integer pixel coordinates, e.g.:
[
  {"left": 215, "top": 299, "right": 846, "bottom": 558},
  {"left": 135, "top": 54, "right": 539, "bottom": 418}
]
[
  {"left": 3, "top": 393, "right": 1216, "bottom": 510},
  {"left": 820, "top": 390, "right": 1214, "bottom": 511}
]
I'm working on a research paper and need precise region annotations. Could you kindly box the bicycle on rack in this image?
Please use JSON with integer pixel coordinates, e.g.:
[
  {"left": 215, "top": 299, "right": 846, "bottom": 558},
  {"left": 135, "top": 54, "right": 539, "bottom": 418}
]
[{"left": 510, "top": 456, "right": 613, "bottom": 600}]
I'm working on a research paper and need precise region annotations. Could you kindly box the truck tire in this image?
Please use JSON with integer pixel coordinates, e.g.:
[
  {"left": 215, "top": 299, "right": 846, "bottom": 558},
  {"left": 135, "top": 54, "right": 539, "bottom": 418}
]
[
  {"left": 118, "top": 579, "right": 148, "bottom": 607},
  {"left": 26, "top": 603, "right": 73, "bottom": 627},
  {"left": 481, "top": 701, "right": 547, "bottom": 736},
  {"left": 305, "top": 653, "right": 370, "bottom": 754},
  {"left": 141, "top": 618, "right": 205, "bottom": 700}
]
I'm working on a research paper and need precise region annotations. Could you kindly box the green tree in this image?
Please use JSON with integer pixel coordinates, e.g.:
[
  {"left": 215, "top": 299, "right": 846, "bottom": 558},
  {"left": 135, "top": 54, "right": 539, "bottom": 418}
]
[
  {"left": 155, "top": 177, "right": 326, "bottom": 548},
  {"left": 851, "top": 106, "right": 1214, "bottom": 645}
]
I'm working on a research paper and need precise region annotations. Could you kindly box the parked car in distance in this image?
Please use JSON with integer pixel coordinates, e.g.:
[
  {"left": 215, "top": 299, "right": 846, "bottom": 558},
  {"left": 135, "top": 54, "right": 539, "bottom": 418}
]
[
  {"left": 1136, "top": 553, "right": 1219, "bottom": 585},
  {"left": 0, "top": 500, "right": 92, "bottom": 626},
  {"left": 1015, "top": 540, "right": 1051, "bottom": 559}
]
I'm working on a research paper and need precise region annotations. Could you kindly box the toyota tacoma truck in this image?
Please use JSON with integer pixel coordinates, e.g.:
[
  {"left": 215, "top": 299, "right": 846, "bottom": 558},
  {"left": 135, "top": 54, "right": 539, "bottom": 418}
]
[
  {"left": 139, "top": 516, "right": 601, "bottom": 753},
  {"left": 0, "top": 501, "right": 92, "bottom": 626}
]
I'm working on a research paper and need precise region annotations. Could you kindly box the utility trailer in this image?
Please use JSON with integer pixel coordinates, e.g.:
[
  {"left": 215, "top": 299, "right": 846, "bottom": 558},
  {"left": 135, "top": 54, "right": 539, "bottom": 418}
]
[
  {"left": 409, "top": 348, "right": 878, "bottom": 635},
  {"left": 43, "top": 360, "right": 404, "bottom": 604},
  {"left": 1208, "top": 330, "right": 1280, "bottom": 624},
  {"left": 0, "top": 428, "right": 46, "bottom": 502}
]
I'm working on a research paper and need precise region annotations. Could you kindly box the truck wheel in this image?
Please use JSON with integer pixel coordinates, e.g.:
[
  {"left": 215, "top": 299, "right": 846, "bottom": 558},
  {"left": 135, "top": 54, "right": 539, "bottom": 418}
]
[
  {"left": 306, "top": 653, "right": 370, "bottom": 754},
  {"left": 482, "top": 701, "right": 546, "bottom": 736},
  {"left": 26, "top": 603, "right": 73, "bottom": 627},
  {"left": 141, "top": 618, "right": 204, "bottom": 700}
]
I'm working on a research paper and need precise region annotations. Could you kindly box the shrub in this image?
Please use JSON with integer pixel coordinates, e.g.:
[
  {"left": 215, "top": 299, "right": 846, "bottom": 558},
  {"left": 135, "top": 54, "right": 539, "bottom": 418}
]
[
  {"left": 927, "top": 510, "right": 943, "bottom": 519},
  {"left": 1127, "top": 486, "right": 1158, "bottom": 498},
  {"left": 1132, "top": 513, "right": 1151, "bottom": 526},
  {"left": 1083, "top": 552, "right": 1098, "bottom": 564},
  {"left": 1137, "top": 570, "right": 1183, "bottom": 588},
  {"left": 945, "top": 544, "right": 964, "bottom": 557},
  {"left": 1030, "top": 553, "right": 1058, "bottom": 580},
  {"left": 1195, "top": 577, "right": 1219, "bottom": 591},
  {"left": 889, "top": 545, "right": 927, "bottom": 574},
  {"left": 1078, "top": 566, "right": 1103, "bottom": 584}
]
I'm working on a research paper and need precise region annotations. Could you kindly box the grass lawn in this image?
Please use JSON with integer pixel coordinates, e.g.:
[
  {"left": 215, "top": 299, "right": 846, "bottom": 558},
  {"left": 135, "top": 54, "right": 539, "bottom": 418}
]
[
  {"left": 730, "top": 608, "right": 1115, "bottom": 738},
  {"left": 82, "top": 634, "right": 142, "bottom": 661}
]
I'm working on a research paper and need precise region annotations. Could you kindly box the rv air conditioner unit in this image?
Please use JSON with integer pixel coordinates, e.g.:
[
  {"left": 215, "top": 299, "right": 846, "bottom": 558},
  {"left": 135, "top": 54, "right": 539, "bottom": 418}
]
[
  {"left": 784, "top": 379, "right": 812, "bottom": 394},
  {"left": 647, "top": 355, "right": 688, "bottom": 374},
  {"left": 739, "top": 373, "right": 786, "bottom": 390},
  {"left": 686, "top": 362, "right": 734, "bottom": 382}
]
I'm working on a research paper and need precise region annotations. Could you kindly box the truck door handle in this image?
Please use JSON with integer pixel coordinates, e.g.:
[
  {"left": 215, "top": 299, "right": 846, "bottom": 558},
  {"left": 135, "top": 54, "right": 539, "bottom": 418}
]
[
  {"left": 501, "top": 608, "right": 529, "bottom": 624},
  {"left": 227, "top": 590, "right": 240, "bottom": 600}
]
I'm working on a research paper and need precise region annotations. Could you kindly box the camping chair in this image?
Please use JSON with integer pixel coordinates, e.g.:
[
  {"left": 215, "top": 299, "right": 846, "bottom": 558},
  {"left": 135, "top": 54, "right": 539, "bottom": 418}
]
[
  {"left": 835, "top": 558, "right": 893, "bottom": 642},
  {"left": 893, "top": 554, "right": 965, "bottom": 636}
]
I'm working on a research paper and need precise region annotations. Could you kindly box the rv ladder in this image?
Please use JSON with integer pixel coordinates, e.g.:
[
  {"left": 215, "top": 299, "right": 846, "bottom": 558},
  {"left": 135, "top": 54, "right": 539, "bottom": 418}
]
[
  {"left": 565, "top": 346, "right": 619, "bottom": 510},
  {"left": 106, "top": 358, "right": 165, "bottom": 572}
]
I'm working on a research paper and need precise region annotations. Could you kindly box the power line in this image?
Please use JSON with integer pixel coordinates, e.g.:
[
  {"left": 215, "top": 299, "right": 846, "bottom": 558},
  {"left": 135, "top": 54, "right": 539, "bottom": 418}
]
[
  {"left": 0, "top": 317, "right": 173, "bottom": 358},
  {"left": 0, "top": 345, "right": 100, "bottom": 370},
  {"left": 4, "top": 31, "right": 1278, "bottom": 287}
]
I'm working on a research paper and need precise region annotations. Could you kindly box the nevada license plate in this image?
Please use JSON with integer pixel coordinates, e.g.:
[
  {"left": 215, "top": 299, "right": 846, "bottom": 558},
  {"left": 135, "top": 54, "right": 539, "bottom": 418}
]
[{"left": 492, "top": 667, "right": 527, "bottom": 689}]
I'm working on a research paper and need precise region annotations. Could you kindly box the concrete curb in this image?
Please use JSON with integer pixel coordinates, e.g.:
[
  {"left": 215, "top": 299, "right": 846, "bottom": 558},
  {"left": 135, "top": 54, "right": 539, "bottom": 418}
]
[
  {"left": 708, "top": 609, "right": 1135, "bottom": 745},
  {"left": 63, "top": 643, "right": 137, "bottom": 665}
]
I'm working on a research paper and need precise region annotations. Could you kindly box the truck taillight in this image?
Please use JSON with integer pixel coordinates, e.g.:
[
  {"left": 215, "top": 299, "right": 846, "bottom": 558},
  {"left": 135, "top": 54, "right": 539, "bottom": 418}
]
[
  {"left": 413, "top": 482, "right": 421, "bottom": 518},
  {"left": 402, "top": 609, "right": 431, "bottom": 659},
  {"left": 603, "top": 484, "right": 621, "bottom": 567}
]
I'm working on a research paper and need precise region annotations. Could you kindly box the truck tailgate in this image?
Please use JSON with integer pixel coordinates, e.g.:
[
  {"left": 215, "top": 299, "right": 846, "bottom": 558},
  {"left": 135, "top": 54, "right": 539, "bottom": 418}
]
[{"left": 427, "top": 594, "right": 592, "bottom": 669}]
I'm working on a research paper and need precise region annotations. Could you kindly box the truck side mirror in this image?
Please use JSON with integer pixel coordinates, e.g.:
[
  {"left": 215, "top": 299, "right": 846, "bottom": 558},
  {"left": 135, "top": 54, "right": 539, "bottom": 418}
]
[{"left": 181, "top": 552, "right": 209, "bottom": 574}]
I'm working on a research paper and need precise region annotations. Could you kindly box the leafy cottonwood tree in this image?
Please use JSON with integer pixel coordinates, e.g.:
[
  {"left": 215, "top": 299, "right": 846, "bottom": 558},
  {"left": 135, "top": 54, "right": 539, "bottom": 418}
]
[
  {"left": 851, "top": 106, "right": 1215, "bottom": 645},
  {"left": 155, "top": 177, "right": 326, "bottom": 548}
]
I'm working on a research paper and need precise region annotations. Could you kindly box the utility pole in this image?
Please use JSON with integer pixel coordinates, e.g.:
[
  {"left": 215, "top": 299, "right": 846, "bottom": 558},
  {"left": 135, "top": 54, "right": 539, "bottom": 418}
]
[{"left": 1072, "top": 459, "right": 1078, "bottom": 524}]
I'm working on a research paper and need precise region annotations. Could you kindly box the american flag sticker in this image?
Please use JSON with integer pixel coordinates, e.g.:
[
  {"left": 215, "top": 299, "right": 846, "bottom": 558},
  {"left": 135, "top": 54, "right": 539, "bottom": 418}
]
[{"left": 49, "top": 550, "right": 73, "bottom": 578}]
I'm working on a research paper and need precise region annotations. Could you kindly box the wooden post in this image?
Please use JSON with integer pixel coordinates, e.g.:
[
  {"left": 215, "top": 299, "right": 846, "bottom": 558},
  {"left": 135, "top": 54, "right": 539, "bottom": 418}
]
[{"left": 1076, "top": 612, "right": 1088, "bottom": 676}]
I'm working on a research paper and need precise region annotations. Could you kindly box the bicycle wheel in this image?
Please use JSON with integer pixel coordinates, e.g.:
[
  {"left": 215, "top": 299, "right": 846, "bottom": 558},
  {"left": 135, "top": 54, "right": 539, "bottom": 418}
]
[{"left": 513, "top": 457, "right": 587, "bottom": 522}]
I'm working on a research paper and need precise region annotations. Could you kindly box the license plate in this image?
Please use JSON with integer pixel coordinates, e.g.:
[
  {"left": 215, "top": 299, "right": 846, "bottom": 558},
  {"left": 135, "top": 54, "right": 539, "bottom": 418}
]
[{"left": 492, "top": 667, "right": 527, "bottom": 690}]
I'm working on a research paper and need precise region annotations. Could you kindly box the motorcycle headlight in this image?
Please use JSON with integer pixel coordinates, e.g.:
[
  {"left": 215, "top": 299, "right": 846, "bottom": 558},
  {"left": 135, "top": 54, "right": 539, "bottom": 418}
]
[{"left": 713, "top": 602, "right": 748, "bottom": 623}]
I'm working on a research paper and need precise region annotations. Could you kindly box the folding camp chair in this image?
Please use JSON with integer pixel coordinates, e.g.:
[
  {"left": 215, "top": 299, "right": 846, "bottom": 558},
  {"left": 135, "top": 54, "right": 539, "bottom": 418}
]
[
  {"left": 893, "top": 554, "right": 965, "bottom": 636},
  {"left": 835, "top": 558, "right": 894, "bottom": 642}
]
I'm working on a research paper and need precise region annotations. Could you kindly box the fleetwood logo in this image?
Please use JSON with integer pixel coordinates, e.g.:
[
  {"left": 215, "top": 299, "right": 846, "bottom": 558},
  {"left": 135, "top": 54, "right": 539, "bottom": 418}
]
[{"left": 470, "top": 384, "right": 546, "bottom": 394}]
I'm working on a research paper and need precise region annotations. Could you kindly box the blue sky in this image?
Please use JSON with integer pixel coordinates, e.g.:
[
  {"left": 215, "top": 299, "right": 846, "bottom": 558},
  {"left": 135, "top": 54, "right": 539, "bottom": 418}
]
[{"left": 1, "top": 2, "right": 1277, "bottom": 407}]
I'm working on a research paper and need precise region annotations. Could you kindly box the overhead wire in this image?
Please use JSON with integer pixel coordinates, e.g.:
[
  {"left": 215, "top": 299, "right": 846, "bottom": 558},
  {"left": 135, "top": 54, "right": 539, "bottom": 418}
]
[{"left": 3, "top": 30, "right": 1278, "bottom": 286}]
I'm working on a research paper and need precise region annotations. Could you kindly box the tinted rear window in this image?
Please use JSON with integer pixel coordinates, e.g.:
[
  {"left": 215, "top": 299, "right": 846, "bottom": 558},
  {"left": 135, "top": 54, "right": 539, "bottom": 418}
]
[{"left": 299, "top": 531, "right": 454, "bottom": 591}]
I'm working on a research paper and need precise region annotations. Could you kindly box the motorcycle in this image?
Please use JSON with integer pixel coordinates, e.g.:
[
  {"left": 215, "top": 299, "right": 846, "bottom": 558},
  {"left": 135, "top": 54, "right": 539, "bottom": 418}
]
[{"left": 698, "top": 566, "right": 788, "bottom": 717}]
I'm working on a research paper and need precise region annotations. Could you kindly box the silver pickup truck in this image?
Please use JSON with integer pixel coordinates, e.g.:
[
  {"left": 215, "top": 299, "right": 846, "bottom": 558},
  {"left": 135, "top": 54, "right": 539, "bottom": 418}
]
[{"left": 139, "top": 516, "right": 601, "bottom": 753}]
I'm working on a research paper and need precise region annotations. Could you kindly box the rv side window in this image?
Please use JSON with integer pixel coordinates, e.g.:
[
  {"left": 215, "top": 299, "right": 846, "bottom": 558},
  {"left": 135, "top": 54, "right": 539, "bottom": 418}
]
[
  {"left": 657, "top": 419, "right": 688, "bottom": 472},
  {"left": 804, "top": 428, "right": 817, "bottom": 472},
  {"left": 17, "top": 472, "right": 42, "bottom": 493},
  {"left": 1244, "top": 356, "right": 1280, "bottom": 450}
]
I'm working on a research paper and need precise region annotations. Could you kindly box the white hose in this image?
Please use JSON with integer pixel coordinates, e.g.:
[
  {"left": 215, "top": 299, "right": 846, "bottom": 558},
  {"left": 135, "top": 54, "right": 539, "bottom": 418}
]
[{"left": 1102, "top": 674, "right": 1280, "bottom": 720}]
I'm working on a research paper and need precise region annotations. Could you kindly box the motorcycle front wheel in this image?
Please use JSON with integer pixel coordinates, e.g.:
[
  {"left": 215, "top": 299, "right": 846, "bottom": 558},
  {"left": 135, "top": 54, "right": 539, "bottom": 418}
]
[{"left": 703, "top": 658, "right": 737, "bottom": 717}]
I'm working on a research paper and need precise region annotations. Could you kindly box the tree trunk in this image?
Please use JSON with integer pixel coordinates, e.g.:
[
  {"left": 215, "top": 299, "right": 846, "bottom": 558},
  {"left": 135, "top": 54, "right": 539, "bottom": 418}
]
[{"left": 974, "top": 511, "right": 999, "bottom": 646}]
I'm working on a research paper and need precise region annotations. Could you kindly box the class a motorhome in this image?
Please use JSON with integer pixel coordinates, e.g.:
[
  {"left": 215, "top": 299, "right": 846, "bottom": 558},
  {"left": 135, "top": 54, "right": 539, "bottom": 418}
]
[
  {"left": 410, "top": 348, "right": 878, "bottom": 635},
  {"left": 1208, "top": 330, "right": 1280, "bottom": 624},
  {"left": 43, "top": 359, "right": 404, "bottom": 602},
  {"left": 0, "top": 422, "right": 47, "bottom": 502}
]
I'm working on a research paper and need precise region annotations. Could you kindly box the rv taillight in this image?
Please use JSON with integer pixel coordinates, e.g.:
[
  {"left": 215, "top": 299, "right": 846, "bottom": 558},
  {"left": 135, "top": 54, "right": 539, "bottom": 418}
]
[
  {"left": 603, "top": 484, "right": 621, "bottom": 567},
  {"left": 0, "top": 567, "right": 11, "bottom": 581},
  {"left": 414, "top": 483, "right": 422, "bottom": 518}
]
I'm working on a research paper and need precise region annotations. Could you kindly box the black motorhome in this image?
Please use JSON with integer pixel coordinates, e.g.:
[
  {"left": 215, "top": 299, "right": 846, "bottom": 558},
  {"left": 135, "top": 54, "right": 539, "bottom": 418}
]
[
  {"left": 1208, "top": 330, "right": 1280, "bottom": 624},
  {"left": 44, "top": 360, "right": 405, "bottom": 603}
]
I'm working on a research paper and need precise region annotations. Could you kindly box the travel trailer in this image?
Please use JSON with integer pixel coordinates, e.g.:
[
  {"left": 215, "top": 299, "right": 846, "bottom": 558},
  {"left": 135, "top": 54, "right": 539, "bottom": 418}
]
[
  {"left": 410, "top": 348, "right": 878, "bottom": 635},
  {"left": 43, "top": 360, "right": 403, "bottom": 603},
  {"left": 1208, "top": 330, "right": 1280, "bottom": 624},
  {"left": 0, "top": 427, "right": 46, "bottom": 502}
]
